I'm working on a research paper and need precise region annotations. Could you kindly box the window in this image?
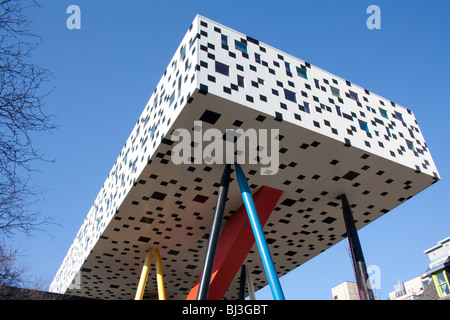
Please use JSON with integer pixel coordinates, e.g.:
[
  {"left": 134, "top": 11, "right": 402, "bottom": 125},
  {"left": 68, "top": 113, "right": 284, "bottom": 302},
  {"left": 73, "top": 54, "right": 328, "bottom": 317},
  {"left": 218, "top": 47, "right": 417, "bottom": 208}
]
[
  {"left": 349, "top": 90, "right": 359, "bottom": 102},
  {"left": 189, "top": 37, "right": 196, "bottom": 49},
  {"left": 358, "top": 120, "right": 370, "bottom": 133},
  {"left": 235, "top": 40, "right": 247, "bottom": 54},
  {"left": 330, "top": 86, "right": 341, "bottom": 98},
  {"left": 406, "top": 139, "right": 415, "bottom": 151},
  {"left": 303, "top": 102, "right": 310, "bottom": 113},
  {"left": 169, "top": 92, "right": 175, "bottom": 106},
  {"left": 215, "top": 61, "right": 229, "bottom": 76},
  {"left": 185, "top": 59, "right": 191, "bottom": 72},
  {"left": 143, "top": 115, "right": 150, "bottom": 127},
  {"left": 314, "top": 79, "right": 320, "bottom": 89},
  {"left": 395, "top": 111, "right": 404, "bottom": 122},
  {"left": 433, "top": 271, "right": 450, "bottom": 298},
  {"left": 150, "top": 125, "right": 157, "bottom": 139},
  {"left": 284, "top": 89, "right": 297, "bottom": 103},
  {"left": 285, "top": 61, "right": 291, "bottom": 73},
  {"left": 296, "top": 66, "right": 308, "bottom": 79},
  {"left": 180, "top": 45, "right": 186, "bottom": 61},
  {"left": 255, "top": 53, "right": 261, "bottom": 64},
  {"left": 237, "top": 75, "right": 244, "bottom": 87},
  {"left": 221, "top": 34, "right": 228, "bottom": 46},
  {"left": 379, "top": 108, "right": 389, "bottom": 119}
]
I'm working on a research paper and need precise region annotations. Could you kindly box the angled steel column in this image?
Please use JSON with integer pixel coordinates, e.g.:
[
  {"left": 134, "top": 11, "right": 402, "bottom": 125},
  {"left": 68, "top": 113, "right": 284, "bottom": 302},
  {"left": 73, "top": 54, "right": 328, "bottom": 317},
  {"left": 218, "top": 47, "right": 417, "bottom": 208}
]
[
  {"left": 246, "top": 265, "right": 256, "bottom": 300},
  {"left": 341, "top": 194, "right": 374, "bottom": 300},
  {"left": 186, "top": 186, "right": 283, "bottom": 300},
  {"left": 135, "top": 248, "right": 153, "bottom": 300},
  {"left": 197, "top": 164, "right": 231, "bottom": 300},
  {"left": 238, "top": 265, "right": 247, "bottom": 300},
  {"left": 235, "top": 163, "right": 285, "bottom": 300},
  {"left": 155, "top": 248, "right": 166, "bottom": 300}
]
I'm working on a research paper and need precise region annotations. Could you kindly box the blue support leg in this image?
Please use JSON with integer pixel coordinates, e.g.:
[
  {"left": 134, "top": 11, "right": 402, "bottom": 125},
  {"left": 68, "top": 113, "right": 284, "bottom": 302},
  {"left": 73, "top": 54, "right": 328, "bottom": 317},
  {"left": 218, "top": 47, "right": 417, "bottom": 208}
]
[{"left": 234, "top": 163, "right": 285, "bottom": 300}]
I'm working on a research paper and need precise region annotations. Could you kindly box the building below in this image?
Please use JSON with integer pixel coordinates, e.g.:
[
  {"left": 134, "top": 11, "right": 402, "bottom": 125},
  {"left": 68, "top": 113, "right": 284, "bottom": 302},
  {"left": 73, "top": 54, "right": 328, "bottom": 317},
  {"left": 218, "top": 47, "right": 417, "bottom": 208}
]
[
  {"left": 331, "top": 281, "right": 360, "bottom": 300},
  {"left": 421, "top": 237, "right": 450, "bottom": 299},
  {"left": 388, "top": 277, "right": 425, "bottom": 300},
  {"left": 388, "top": 236, "right": 450, "bottom": 300},
  {"left": 333, "top": 237, "right": 450, "bottom": 300},
  {"left": 424, "top": 237, "right": 450, "bottom": 270}
]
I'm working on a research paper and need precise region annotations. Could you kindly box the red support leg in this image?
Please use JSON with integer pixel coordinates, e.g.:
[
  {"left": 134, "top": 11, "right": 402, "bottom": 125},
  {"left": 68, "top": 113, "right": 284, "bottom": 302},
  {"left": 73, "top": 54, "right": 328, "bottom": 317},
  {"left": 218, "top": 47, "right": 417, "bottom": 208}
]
[{"left": 186, "top": 186, "right": 283, "bottom": 300}]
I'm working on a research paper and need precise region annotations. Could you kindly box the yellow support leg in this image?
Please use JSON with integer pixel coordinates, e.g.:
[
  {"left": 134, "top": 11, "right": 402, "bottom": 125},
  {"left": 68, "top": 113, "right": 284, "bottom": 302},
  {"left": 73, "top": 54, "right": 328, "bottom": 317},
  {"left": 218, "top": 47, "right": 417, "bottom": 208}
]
[
  {"left": 155, "top": 248, "right": 166, "bottom": 300},
  {"left": 135, "top": 248, "right": 153, "bottom": 300}
]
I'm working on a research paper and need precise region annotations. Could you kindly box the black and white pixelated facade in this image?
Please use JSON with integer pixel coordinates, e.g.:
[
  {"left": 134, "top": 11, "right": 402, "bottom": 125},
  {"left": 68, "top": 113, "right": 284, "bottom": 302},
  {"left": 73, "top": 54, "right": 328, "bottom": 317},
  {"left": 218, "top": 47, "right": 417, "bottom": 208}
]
[{"left": 50, "top": 15, "right": 439, "bottom": 299}]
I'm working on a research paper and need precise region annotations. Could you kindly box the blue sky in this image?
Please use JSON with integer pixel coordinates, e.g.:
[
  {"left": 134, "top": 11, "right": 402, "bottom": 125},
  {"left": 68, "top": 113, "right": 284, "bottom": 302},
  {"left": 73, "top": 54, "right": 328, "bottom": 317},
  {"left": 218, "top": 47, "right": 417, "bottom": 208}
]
[{"left": 13, "top": 0, "right": 450, "bottom": 300}]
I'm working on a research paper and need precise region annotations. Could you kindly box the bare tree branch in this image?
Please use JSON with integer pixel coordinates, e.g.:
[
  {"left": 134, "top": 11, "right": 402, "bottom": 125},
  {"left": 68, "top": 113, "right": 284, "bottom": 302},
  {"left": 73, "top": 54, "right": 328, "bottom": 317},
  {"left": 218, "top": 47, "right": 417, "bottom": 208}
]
[
  {"left": 0, "top": 0, "right": 56, "bottom": 287},
  {"left": 0, "top": 241, "right": 24, "bottom": 287}
]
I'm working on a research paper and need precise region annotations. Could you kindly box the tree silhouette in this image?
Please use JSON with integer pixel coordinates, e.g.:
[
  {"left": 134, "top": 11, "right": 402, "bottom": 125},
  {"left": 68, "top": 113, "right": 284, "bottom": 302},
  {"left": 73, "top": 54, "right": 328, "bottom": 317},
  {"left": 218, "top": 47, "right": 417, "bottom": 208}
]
[{"left": 0, "top": 0, "right": 55, "bottom": 289}]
